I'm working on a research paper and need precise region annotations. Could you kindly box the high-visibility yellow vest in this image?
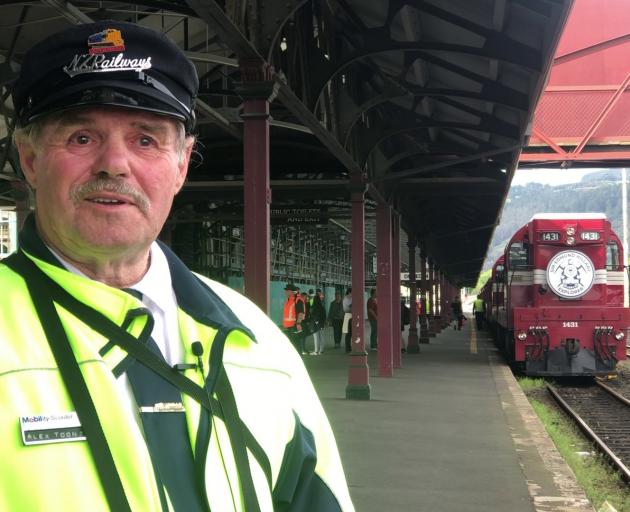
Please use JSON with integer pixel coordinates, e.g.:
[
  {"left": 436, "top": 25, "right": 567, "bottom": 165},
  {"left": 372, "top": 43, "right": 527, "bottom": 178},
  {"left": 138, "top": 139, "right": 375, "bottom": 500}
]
[
  {"left": 0, "top": 227, "right": 354, "bottom": 512},
  {"left": 473, "top": 298, "right": 485, "bottom": 313}
]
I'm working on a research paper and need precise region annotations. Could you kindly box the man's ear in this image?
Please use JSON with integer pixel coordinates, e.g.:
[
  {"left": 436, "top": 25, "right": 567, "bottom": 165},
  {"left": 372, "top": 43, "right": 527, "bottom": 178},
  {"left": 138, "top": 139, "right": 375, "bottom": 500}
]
[
  {"left": 174, "top": 136, "right": 194, "bottom": 193},
  {"left": 16, "top": 139, "right": 39, "bottom": 189}
]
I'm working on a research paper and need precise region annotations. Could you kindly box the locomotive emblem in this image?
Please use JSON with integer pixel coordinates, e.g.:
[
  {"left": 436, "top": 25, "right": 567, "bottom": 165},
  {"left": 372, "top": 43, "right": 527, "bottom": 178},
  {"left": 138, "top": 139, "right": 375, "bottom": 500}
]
[{"left": 546, "top": 250, "right": 595, "bottom": 299}]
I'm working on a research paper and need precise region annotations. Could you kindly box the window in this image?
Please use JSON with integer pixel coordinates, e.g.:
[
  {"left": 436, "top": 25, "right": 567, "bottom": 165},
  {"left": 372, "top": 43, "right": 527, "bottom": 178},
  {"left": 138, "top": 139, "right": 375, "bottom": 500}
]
[
  {"left": 606, "top": 241, "right": 621, "bottom": 270},
  {"left": 508, "top": 242, "right": 529, "bottom": 269}
]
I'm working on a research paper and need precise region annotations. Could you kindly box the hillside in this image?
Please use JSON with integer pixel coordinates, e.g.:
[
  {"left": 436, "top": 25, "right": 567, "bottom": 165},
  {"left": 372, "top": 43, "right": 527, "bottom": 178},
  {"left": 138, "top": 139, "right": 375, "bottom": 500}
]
[{"left": 483, "top": 170, "right": 626, "bottom": 269}]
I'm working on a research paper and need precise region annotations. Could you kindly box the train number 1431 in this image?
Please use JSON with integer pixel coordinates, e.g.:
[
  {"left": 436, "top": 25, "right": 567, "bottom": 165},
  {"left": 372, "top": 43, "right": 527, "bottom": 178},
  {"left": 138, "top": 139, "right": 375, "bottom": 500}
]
[{"left": 562, "top": 321, "right": 579, "bottom": 328}]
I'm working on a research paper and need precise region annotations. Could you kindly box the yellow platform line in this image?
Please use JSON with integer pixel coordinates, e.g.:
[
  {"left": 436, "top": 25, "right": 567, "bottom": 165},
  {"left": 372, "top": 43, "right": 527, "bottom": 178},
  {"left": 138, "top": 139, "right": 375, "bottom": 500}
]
[{"left": 470, "top": 323, "right": 478, "bottom": 354}]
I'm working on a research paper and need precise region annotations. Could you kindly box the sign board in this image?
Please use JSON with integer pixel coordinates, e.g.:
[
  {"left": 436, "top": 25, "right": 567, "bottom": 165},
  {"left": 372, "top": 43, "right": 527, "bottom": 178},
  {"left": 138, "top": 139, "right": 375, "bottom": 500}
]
[{"left": 270, "top": 207, "right": 328, "bottom": 225}]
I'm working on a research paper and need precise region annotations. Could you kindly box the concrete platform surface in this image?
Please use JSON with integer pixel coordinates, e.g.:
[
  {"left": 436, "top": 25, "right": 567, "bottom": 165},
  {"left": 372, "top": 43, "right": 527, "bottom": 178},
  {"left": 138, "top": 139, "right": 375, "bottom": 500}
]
[{"left": 301, "top": 322, "right": 593, "bottom": 512}]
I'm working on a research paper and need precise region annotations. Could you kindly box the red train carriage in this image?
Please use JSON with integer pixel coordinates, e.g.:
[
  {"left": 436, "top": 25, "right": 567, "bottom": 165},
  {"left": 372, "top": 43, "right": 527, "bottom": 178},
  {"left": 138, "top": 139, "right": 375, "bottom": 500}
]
[{"left": 490, "top": 213, "right": 629, "bottom": 376}]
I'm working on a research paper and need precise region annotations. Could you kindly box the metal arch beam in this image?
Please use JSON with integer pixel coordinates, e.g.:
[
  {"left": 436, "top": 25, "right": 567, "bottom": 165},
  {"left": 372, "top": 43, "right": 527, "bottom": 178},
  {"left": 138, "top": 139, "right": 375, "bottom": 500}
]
[
  {"left": 184, "top": 0, "right": 387, "bottom": 204},
  {"left": 263, "top": 0, "right": 310, "bottom": 62},
  {"left": 412, "top": 0, "right": 541, "bottom": 69},
  {"left": 408, "top": 51, "right": 530, "bottom": 111},
  {"left": 373, "top": 144, "right": 521, "bottom": 183},
  {"left": 340, "top": 85, "right": 526, "bottom": 149},
  {"left": 184, "top": 0, "right": 262, "bottom": 60},
  {"left": 511, "top": 0, "right": 554, "bottom": 18},
  {"left": 312, "top": 40, "right": 537, "bottom": 111},
  {"left": 40, "top": 0, "right": 91, "bottom": 23},
  {"left": 432, "top": 95, "right": 520, "bottom": 137},
  {"left": 360, "top": 120, "right": 518, "bottom": 169}
]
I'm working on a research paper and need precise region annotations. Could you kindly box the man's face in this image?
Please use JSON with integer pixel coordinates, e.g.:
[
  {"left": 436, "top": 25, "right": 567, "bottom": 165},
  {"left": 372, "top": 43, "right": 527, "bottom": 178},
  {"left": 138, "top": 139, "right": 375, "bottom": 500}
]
[{"left": 17, "top": 107, "right": 193, "bottom": 263}]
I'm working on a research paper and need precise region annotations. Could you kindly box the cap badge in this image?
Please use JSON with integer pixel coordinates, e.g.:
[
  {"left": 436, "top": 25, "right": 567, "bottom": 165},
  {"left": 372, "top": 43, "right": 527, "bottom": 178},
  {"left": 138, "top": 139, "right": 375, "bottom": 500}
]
[{"left": 88, "top": 28, "right": 125, "bottom": 55}]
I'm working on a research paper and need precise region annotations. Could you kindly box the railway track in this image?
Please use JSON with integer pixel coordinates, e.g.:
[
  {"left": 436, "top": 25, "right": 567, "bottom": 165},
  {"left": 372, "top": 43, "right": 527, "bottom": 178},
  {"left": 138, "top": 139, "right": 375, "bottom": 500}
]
[{"left": 547, "top": 381, "right": 630, "bottom": 482}]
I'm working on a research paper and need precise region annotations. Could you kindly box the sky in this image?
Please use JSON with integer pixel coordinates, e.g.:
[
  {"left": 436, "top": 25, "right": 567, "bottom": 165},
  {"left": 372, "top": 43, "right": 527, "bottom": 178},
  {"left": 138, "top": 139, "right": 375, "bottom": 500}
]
[{"left": 510, "top": 167, "right": 606, "bottom": 187}]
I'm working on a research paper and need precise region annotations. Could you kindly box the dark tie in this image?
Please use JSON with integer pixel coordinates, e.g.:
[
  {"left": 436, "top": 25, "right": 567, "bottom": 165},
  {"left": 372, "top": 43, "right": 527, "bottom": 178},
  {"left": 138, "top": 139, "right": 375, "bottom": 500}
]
[{"left": 123, "top": 289, "right": 207, "bottom": 512}]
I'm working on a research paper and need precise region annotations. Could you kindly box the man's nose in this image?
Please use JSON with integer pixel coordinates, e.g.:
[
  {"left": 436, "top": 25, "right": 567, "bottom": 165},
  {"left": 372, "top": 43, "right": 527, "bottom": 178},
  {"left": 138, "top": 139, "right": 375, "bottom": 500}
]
[{"left": 92, "top": 137, "right": 131, "bottom": 177}]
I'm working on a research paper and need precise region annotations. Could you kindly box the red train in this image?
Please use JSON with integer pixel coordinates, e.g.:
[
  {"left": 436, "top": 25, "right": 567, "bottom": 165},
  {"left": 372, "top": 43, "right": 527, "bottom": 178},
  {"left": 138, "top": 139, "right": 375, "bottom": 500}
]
[{"left": 480, "top": 213, "right": 630, "bottom": 376}]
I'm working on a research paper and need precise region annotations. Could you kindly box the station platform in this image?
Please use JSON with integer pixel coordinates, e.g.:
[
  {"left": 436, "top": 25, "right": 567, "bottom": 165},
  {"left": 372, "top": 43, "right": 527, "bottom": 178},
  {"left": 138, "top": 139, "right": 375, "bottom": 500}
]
[{"left": 302, "top": 320, "right": 594, "bottom": 512}]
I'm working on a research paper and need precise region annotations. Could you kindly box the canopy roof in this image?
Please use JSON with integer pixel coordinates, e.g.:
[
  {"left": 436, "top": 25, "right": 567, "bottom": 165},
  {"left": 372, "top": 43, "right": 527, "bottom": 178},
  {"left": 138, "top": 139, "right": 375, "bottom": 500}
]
[{"left": 0, "top": 0, "right": 572, "bottom": 285}]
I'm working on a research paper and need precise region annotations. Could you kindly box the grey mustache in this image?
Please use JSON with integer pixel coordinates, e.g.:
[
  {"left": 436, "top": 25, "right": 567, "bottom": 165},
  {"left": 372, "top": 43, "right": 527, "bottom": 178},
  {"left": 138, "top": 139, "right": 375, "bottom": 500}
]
[{"left": 70, "top": 178, "right": 149, "bottom": 213}]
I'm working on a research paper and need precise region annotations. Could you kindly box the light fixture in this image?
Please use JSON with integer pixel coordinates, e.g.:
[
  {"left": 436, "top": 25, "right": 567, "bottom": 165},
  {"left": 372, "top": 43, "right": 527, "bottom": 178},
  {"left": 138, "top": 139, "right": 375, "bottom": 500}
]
[{"left": 280, "top": 37, "right": 288, "bottom": 52}]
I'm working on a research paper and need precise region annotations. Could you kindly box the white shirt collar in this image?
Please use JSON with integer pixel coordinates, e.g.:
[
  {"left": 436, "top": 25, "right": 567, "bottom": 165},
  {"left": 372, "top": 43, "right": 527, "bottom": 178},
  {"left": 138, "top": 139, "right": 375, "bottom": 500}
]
[{"left": 47, "top": 242, "right": 173, "bottom": 314}]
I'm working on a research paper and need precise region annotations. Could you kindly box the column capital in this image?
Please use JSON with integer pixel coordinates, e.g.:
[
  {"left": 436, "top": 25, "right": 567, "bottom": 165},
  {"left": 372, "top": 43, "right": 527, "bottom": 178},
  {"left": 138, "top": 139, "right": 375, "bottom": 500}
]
[{"left": 234, "top": 60, "right": 279, "bottom": 102}]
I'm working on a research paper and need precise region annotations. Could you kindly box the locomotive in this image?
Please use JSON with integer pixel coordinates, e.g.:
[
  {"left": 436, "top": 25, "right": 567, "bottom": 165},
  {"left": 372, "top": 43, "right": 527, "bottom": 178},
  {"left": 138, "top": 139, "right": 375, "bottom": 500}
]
[{"left": 480, "top": 213, "right": 630, "bottom": 376}]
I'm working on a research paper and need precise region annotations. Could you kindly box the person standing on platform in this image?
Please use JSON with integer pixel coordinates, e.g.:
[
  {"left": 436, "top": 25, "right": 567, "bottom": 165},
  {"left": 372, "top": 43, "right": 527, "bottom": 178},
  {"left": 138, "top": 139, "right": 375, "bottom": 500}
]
[
  {"left": 310, "top": 289, "right": 326, "bottom": 354},
  {"left": 328, "top": 290, "right": 345, "bottom": 348},
  {"left": 400, "top": 299, "right": 410, "bottom": 352},
  {"left": 367, "top": 288, "right": 378, "bottom": 351},
  {"left": 2, "top": 20, "right": 354, "bottom": 512},
  {"left": 473, "top": 295, "right": 486, "bottom": 330},
  {"left": 451, "top": 295, "right": 464, "bottom": 330},
  {"left": 283, "top": 283, "right": 298, "bottom": 348},
  {"left": 342, "top": 288, "right": 353, "bottom": 352},
  {"left": 295, "top": 291, "right": 307, "bottom": 354}
]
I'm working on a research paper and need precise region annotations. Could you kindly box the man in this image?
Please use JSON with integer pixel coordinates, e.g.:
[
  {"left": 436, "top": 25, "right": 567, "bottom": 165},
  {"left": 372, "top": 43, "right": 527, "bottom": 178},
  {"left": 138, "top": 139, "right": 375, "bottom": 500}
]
[
  {"left": 2, "top": 20, "right": 354, "bottom": 512},
  {"left": 282, "top": 283, "right": 298, "bottom": 347},
  {"left": 473, "top": 295, "right": 486, "bottom": 330},
  {"left": 342, "top": 288, "right": 352, "bottom": 352},
  {"left": 328, "top": 290, "right": 345, "bottom": 348},
  {"left": 366, "top": 288, "right": 377, "bottom": 351},
  {"left": 451, "top": 295, "right": 464, "bottom": 330}
]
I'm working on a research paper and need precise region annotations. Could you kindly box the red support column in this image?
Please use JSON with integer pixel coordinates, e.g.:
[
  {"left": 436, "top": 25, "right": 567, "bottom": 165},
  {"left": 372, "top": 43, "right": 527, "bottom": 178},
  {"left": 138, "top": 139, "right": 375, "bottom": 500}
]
[
  {"left": 346, "top": 177, "right": 370, "bottom": 400},
  {"left": 392, "top": 214, "right": 402, "bottom": 367},
  {"left": 407, "top": 238, "right": 420, "bottom": 353},
  {"left": 236, "top": 60, "right": 277, "bottom": 314},
  {"left": 428, "top": 262, "right": 437, "bottom": 337},
  {"left": 440, "top": 273, "right": 447, "bottom": 328},
  {"left": 419, "top": 253, "right": 430, "bottom": 343},
  {"left": 376, "top": 202, "right": 393, "bottom": 377}
]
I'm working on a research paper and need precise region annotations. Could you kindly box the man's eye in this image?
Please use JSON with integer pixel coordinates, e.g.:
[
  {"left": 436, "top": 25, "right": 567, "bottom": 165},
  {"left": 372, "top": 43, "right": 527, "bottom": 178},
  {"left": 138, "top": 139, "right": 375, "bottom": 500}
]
[
  {"left": 139, "top": 136, "right": 155, "bottom": 147},
  {"left": 73, "top": 134, "right": 91, "bottom": 145}
]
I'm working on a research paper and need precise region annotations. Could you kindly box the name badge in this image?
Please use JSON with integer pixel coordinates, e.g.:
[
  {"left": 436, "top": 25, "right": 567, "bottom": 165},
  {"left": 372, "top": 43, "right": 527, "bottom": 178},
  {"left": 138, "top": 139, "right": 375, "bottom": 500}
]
[{"left": 20, "top": 412, "right": 86, "bottom": 446}]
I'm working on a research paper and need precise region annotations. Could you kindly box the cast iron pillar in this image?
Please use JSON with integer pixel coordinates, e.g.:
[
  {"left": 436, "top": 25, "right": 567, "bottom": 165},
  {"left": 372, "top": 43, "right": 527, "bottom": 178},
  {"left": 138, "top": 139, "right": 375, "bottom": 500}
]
[
  {"left": 392, "top": 214, "right": 402, "bottom": 367},
  {"left": 235, "top": 60, "right": 277, "bottom": 314},
  {"left": 419, "top": 253, "right": 430, "bottom": 343},
  {"left": 428, "top": 261, "right": 437, "bottom": 336},
  {"left": 439, "top": 272, "right": 446, "bottom": 328},
  {"left": 376, "top": 201, "right": 393, "bottom": 377},
  {"left": 407, "top": 238, "right": 420, "bottom": 353},
  {"left": 346, "top": 176, "right": 370, "bottom": 400}
]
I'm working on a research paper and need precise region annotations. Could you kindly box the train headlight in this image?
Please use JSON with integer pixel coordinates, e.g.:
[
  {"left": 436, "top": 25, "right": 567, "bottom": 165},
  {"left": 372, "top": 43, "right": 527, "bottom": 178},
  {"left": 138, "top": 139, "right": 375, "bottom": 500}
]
[
  {"left": 566, "top": 236, "right": 575, "bottom": 245},
  {"left": 517, "top": 331, "right": 527, "bottom": 341},
  {"left": 615, "top": 332, "right": 625, "bottom": 341},
  {"left": 566, "top": 227, "right": 576, "bottom": 236}
]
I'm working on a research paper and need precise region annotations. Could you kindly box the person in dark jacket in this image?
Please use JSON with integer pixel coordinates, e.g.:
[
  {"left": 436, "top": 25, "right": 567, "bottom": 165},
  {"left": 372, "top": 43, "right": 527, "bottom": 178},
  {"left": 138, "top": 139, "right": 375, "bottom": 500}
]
[
  {"left": 451, "top": 296, "right": 464, "bottom": 330},
  {"left": 310, "top": 290, "right": 327, "bottom": 354},
  {"left": 328, "top": 291, "right": 345, "bottom": 348}
]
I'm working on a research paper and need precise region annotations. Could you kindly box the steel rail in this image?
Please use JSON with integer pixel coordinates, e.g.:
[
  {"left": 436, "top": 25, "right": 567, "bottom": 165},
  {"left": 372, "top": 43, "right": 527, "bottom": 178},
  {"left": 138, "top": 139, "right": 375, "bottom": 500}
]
[{"left": 547, "top": 383, "right": 630, "bottom": 482}]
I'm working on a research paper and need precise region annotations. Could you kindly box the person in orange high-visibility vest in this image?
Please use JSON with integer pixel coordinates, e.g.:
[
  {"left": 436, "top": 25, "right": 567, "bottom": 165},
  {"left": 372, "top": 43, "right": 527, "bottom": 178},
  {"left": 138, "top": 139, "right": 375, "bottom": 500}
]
[{"left": 283, "top": 284, "right": 299, "bottom": 351}]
